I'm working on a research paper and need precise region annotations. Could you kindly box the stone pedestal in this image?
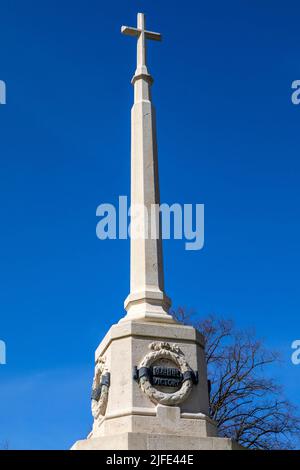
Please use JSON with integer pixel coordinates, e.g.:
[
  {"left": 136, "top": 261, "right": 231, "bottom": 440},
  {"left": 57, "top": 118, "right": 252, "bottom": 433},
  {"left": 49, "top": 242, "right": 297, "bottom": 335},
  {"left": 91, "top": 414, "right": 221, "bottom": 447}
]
[{"left": 71, "top": 320, "right": 239, "bottom": 450}]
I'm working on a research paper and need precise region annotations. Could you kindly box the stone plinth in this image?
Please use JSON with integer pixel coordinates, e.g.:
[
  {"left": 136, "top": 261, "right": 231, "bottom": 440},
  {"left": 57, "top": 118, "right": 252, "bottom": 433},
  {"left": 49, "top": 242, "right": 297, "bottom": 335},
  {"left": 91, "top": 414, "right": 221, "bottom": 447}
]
[
  {"left": 72, "top": 432, "right": 242, "bottom": 451},
  {"left": 71, "top": 320, "right": 239, "bottom": 450}
]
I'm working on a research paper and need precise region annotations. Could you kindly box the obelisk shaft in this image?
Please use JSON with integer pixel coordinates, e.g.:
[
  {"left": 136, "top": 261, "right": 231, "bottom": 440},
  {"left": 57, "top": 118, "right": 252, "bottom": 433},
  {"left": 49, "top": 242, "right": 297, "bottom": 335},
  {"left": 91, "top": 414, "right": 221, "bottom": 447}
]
[{"left": 121, "top": 13, "right": 173, "bottom": 322}]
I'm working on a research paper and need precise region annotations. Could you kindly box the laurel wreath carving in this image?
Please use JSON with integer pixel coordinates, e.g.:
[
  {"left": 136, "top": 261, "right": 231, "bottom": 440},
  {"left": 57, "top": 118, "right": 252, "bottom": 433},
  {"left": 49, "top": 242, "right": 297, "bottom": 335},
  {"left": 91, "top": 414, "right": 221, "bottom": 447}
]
[
  {"left": 138, "top": 342, "right": 194, "bottom": 406},
  {"left": 91, "top": 356, "right": 109, "bottom": 419}
]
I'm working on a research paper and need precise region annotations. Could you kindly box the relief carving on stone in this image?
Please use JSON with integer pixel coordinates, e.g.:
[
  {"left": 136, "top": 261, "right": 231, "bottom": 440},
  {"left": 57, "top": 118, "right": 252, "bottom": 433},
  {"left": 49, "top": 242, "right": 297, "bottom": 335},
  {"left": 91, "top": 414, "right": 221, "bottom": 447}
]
[
  {"left": 135, "top": 342, "right": 197, "bottom": 406},
  {"left": 91, "top": 356, "right": 110, "bottom": 419}
]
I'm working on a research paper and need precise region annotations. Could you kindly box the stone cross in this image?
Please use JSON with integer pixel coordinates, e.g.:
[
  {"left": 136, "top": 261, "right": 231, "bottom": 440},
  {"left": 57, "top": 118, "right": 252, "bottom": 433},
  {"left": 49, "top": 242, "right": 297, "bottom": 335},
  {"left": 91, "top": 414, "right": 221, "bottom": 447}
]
[
  {"left": 121, "top": 13, "right": 161, "bottom": 79},
  {"left": 121, "top": 13, "right": 173, "bottom": 323}
]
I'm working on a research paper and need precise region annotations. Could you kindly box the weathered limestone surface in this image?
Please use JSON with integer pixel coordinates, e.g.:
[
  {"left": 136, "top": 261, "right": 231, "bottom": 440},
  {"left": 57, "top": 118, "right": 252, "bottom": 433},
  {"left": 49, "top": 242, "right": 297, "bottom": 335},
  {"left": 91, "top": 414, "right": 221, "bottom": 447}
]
[
  {"left": 121, "top": 13, "right": 173, "bottom": 324},
  {"left": 93, "top": 321, "right": 211, "bottom": 433},
  {"left": 71, "top": 320, "right": 240, "bottom": 450},
  {"left": 72, "top": 434, "right": 242, "bottom": 451}
]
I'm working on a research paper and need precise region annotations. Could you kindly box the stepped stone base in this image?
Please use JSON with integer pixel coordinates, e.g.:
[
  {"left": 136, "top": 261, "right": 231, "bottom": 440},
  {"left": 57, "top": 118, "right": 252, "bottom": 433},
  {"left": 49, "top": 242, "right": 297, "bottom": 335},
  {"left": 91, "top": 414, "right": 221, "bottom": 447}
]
[{"left": 72, "top": 432, "right": 241, "bottom": 450}]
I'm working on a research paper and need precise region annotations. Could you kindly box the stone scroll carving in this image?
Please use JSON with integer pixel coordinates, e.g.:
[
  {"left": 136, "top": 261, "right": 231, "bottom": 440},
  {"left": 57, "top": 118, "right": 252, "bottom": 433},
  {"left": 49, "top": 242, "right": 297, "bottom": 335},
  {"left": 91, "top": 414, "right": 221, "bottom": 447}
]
[
  {"left": 91, "top": 356, "right": 110, "bottom": 419},
  {"left": 135, "top": 342, "right": 197, "bottom": 406}
]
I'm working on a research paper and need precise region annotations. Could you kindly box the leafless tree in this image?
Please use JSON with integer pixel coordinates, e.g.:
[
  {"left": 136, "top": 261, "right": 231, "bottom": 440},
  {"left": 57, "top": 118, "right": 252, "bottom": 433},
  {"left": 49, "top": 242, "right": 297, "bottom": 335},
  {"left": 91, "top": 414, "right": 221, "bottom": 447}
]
[{"left": 173, "top": 308, "right": 300, "bottom": 449}]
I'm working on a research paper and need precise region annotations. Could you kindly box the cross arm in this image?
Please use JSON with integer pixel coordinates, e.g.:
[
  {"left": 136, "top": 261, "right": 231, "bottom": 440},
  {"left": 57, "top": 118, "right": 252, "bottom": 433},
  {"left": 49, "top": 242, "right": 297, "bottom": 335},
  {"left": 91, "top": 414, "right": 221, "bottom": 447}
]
[
  {"left": 145, "top": 31, "right": 162, "bottom": 42},
  {"left": 121, "top": 26, "right": 139, "bottom": 37},
  {"left": 121, "top": 26, "right": 162, "bottom": 42}
]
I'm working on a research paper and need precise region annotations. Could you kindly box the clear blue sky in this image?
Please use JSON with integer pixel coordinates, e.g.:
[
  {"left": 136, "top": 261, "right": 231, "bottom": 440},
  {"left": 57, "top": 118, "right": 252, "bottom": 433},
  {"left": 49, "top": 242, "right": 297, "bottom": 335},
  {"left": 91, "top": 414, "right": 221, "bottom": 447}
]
[{"left": 0, "top": 0, "right": 299, "bottom": 449}]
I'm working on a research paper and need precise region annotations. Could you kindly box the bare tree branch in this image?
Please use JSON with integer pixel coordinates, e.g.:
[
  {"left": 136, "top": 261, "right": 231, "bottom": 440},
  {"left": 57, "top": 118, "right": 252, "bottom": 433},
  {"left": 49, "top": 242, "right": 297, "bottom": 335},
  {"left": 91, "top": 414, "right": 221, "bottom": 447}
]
[{"left": 172, "top": 310, "right": 300, "bottom": 450}]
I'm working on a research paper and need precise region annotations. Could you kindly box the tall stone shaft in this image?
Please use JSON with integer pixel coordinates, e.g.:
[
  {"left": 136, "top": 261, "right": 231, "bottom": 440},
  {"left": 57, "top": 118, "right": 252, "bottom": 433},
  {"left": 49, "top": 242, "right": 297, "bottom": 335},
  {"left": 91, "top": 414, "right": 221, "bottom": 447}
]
[{"left": 121, "top": 13, "right": 173, "bottom": 322}]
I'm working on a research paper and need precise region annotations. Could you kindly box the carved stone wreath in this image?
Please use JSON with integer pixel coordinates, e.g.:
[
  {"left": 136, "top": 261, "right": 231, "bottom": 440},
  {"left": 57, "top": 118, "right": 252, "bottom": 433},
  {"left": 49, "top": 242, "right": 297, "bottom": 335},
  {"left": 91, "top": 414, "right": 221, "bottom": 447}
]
[
  {"left": 91, "top": 356, "right": 110, "bottom": 419},
  {"left": 138, "top": 342, "right": 194, "bottom": 406}
]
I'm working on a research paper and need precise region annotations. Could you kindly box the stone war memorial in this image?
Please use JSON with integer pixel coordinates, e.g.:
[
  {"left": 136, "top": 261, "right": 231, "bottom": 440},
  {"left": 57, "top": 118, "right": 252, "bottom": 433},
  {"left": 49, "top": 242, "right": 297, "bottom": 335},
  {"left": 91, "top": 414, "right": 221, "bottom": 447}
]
[{"left": 72, "top": 13, "right": 240, "bottom": 451}]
